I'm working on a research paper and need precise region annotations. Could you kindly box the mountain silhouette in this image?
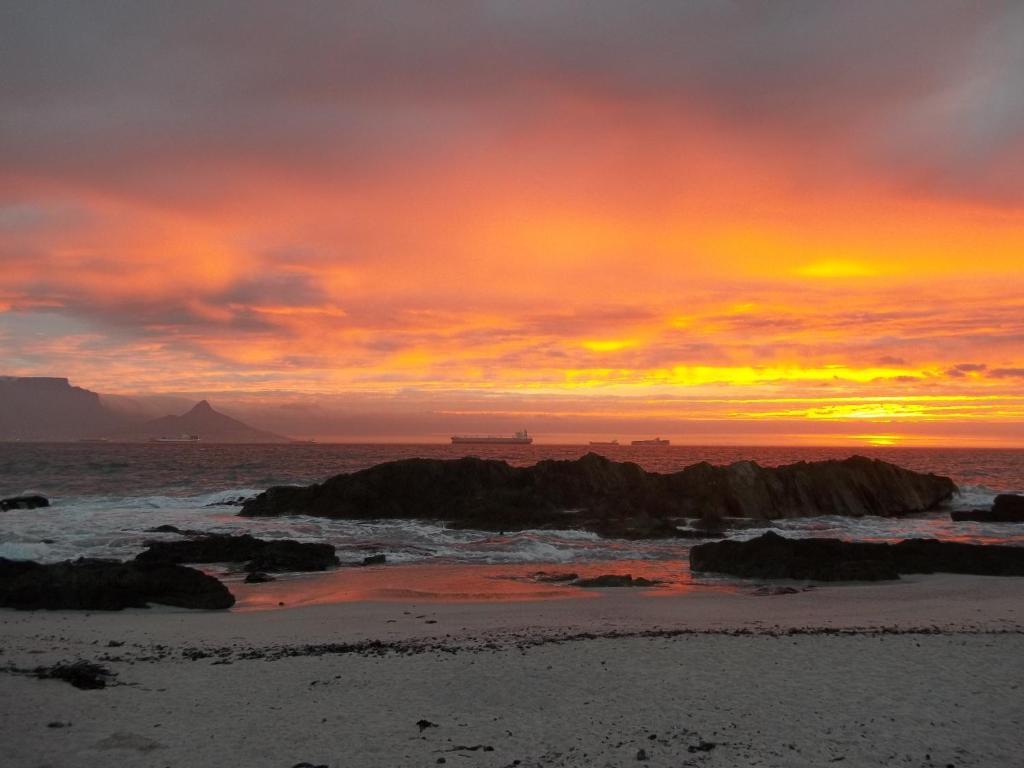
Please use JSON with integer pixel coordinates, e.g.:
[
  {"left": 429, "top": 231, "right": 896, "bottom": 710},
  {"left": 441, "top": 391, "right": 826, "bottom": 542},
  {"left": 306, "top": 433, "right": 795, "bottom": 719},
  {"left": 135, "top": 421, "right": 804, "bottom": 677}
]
[
  {"left": 0, "top": 377, "right": 131, "bottom": 440},
  {"left": 113, "top": 400, "right": 291, "bottom": 443}
]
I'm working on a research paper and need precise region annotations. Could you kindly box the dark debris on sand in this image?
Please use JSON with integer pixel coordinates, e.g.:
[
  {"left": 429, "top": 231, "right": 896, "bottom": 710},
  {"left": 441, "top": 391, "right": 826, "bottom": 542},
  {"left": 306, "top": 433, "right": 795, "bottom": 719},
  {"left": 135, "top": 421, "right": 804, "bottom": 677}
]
[{"left": 33, "top": 660, "right": 115, "bottom": 690}]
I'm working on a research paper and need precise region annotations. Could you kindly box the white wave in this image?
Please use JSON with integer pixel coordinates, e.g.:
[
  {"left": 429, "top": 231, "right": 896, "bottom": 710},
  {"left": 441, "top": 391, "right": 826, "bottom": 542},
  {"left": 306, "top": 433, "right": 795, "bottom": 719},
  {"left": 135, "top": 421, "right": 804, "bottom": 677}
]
[{"left": 951, "top": 484, "right": 1001, "bottom": 512}]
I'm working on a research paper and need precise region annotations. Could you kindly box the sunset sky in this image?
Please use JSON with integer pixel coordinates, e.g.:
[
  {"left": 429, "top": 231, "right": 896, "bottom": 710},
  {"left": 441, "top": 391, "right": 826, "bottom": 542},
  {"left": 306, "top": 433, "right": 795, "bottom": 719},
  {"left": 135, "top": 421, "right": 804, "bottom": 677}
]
[{"left": 2, "top": 2, "right": 1022, "bottom": 445}]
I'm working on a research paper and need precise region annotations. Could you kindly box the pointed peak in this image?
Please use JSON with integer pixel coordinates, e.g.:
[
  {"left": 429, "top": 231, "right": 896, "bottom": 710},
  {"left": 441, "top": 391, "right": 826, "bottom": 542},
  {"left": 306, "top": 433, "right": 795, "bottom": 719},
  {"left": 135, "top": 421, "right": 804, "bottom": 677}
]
[{"left": 190, "top": 399, "right": 215, "bottom": 413}]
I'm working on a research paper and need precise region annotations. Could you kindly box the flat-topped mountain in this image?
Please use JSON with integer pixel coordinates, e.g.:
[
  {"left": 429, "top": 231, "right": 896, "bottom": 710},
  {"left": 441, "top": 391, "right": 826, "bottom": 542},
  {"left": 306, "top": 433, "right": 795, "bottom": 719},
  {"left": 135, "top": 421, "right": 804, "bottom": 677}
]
[
  {"left": 113, "top": 400, "right": 290, "bottom": 443},
  {"left": 240, "top": 452, "right": 957, "bottom": 536},
  {"left": 0, "top": 377, "right": 291, "bottom": 443},
  {"left": 0, "top": 377, "right": 130, "bottom": 440}
]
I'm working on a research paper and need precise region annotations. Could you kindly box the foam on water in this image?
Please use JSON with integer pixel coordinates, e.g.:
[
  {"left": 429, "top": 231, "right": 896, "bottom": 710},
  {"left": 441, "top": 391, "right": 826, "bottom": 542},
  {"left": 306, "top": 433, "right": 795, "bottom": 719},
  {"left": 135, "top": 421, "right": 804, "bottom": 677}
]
[
  {"left": 951, "top": 484, "right": 1002, "bottom": 511},
  {"left": 5, "top": 485, "right": 1024, "bottom": 568},
  {"left": 0, "top": 490, "right": 688, "bottom": 565}
]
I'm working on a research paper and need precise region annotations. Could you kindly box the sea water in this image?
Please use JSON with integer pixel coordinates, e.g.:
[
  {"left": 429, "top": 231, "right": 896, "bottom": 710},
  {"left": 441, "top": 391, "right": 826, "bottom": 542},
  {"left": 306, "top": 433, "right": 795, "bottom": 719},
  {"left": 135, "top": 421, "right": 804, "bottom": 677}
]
[{"left": 1, "top": 443, "right": 1022, "bottom": 567}]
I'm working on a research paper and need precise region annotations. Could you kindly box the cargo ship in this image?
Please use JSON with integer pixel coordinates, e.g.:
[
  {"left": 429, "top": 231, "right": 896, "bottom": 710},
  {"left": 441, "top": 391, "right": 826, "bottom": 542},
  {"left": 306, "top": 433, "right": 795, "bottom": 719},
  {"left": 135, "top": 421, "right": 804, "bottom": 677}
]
[
  {"left": 588, "top": 439, "right": 619, "bottom": 446},
  {"left": 631, "top": 437, "right": 670, "bottom": 446},
  {"left": 451, "top": 430, "right": 533, "bottom": 445},
  {"left": 151, "top": 434, "right": 200, "bottom": 443}
]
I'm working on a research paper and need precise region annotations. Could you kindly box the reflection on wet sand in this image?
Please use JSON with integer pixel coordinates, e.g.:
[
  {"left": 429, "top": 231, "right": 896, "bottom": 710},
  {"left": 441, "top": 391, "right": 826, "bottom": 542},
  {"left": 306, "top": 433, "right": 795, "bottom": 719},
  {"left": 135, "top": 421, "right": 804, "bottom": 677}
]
[{"left": 230, "top": 559, "right": 738, "bottom": 611}]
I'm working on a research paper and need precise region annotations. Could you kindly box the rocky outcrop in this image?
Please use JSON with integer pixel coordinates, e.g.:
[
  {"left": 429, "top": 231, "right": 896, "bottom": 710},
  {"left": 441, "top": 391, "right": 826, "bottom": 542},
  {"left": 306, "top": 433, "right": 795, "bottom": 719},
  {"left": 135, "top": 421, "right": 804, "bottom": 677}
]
[
  {"left": 1, "top": 495, "right": 49, "bottom": 511},
  {"left": 996, "top": 494, "right": 1024, "bottom": 515},
  {"left": 135, "top": 533, "right": 339, "bottom": 572},
  {"left": 952, "top": 494, "right": 1024, "bottom": 523},
  {"left": 0, "top": 557, "right": 235, "bottom": 610},
  {"left": 239, "top": 453, "right": 956, "bottom": 537},
  {"left": 690, "top": 531, "right": 1024, "bottom": 581}
]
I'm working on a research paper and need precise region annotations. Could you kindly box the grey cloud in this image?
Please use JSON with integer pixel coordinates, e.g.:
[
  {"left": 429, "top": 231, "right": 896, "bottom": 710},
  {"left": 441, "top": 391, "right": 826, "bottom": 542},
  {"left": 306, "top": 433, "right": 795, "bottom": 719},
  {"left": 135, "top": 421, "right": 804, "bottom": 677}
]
[
  {"left": 1, "top": 2, "right": 1019, "bottom": 204},
  {"left": 216, "top": 270, "right": 328, "bottom": 308},
  {"left": 945, "top": 363, "right": 988, "bottom": 378},
  {"left": 988, "top": 367, "right": 1024, "bottom": 378}
]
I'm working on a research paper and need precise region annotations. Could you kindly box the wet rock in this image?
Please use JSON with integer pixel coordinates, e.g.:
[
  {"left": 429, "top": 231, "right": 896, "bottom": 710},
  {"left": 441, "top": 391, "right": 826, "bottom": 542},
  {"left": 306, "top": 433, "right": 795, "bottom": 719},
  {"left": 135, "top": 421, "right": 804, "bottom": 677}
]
[
  {"left": 204, "top": 496, "right": 250, "bottom": 507},
  {"left": 587, "top": 516, "right": 690, "bottom": 539},
  {"left": 892, "top": 537, "right": 1024, "bottom": 575},
  {"left": 692, "top": 533, "right": 899, "bottom": 581},
  {"left": 1, "top": 495, "right": 49, "bottom": 511},
  {"left": 995, "top": 493, "right": 1024, "bottom": 516},
  {"left": 952, "top": 494, "right": 1024, "bottom": 523},
  {"left": 35, "top": 661, "right": 113, "bottom": 689},
  {"left": 239, "top": 453, "right": 956, "bottom": 537},
  {"left": 0, "top": 557, "right": 235, "bottom": 610},
  {"left": 244, "top": 571, "right": 275, "bottom": 583},
  {"left": 572, "top": 574, "right": 658, "bottom": 588},
  {"left": 691, "top": 531, "right": 1024, "bottom": 580},
  {"left": 144, "top": 524, "right": 207, "bottom": 536},
  {"left": 245, "top": 540, "right": 339, "bottom": 573},
  {"left": 135, "top": 533, "right": 339, "bottom": 572},
  {"left": 530, "top": 571, "right": 579, "bottom": 582},
  {"left": 361, "top": 554, "right": 386, "bottom": 566}
]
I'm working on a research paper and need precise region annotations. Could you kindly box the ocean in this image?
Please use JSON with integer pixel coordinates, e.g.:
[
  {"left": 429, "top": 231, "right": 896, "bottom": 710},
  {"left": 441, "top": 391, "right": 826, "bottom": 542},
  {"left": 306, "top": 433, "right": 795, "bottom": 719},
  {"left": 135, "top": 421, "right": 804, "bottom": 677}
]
[{"left": 2, "top": 443, "right": 1022, "bottom": 575}]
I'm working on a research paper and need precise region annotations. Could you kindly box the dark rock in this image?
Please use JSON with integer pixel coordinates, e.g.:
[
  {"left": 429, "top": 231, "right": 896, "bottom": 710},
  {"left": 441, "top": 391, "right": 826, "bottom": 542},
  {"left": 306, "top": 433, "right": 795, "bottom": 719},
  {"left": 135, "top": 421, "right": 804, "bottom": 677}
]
[
  {"left": 530, "top": 571, "right": 579, "bottom": 582},
  {"left": 239, "top": 453, "right": 956, "bottom": 537},
  {"left": 143, "top": 525, "right": 208, "bottom": 536},
  {"left": 205, "top": 496, "right": 250, "bottom": 507},
  {"left": 891, "top": 537, "right": 1024, "bottom": 575},
  {"left": 673, "top": 527, "right": 722, "bottom": 539},
  {"left": 417, "top": 719, "right": 438, "bottom": 732},
  {"left": 244, "top": 571, "right": 275, "bottom": 583},
  {"left": 572, "top": 574, "right": 657, "bottom": 588},
  {"left": 636, "top": 748, "right": 649, "bottom": 761},
  {"left": 0, "top": 557, "right": 235, "bottom": 610},
  {"left": 950, "top": 510, "right": 997, "bottom": 522},
  {"left": 951, "top": 494, "right": 1024, "bottom": 523},
  {"left": 995, "top": 494, "right": 1024, "bottom": 516},
  {"left": 146, "top": 524, "right": 185, "bottom": 533},
  {"left": 245, "top": 540, "right": 338, "bottom": 573},
  {"left": 587, "top": 516, "right": 690, "bottom": 539},
  {"left": 34, "top": 661, "right": 113, "bottom": 689},
  {"left": 1, "top": 495, "right": 49, "bottom": 511},
  {"left": 691, "top": 531, "right": 1024, "bottom": 581},
  {"left": 691, "top": 533, "right": 900, "bottom": 581},
  {"left": 361, "top": 554, "right": 386, "bottom": 566},
  {"left": 135, "top": 533, "right": 339, "bottom": 572}
]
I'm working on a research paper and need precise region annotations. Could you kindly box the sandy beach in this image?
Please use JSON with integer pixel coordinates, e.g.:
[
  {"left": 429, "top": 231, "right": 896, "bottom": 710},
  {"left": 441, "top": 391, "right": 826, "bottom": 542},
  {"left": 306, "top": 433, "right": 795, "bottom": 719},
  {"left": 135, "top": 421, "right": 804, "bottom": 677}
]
[{"left": 3, "top": 571, "right": 1022, "bottom": 768}]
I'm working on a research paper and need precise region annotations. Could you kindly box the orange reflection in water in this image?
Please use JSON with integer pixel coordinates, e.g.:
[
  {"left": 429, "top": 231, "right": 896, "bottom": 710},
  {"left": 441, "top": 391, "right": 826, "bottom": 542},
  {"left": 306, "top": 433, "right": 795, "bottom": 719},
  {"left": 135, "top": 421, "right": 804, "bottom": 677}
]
[{"left": 230, "top": 559, "right": 722, "bottom": 612}]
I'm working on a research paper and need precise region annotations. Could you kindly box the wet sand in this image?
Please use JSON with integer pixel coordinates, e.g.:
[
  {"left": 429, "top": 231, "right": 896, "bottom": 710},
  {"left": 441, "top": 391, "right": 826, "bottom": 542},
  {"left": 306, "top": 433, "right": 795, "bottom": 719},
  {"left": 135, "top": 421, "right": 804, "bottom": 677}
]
[{"left": 2, "top": 571, "right": 1022, "bottom": 767}]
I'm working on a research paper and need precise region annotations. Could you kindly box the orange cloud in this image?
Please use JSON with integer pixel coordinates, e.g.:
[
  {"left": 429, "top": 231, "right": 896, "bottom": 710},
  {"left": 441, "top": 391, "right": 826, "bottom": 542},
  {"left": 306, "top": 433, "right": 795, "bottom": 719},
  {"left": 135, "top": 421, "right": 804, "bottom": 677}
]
[{"left": 1, "top": 4, "right": 1022, "bottom": 444}]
